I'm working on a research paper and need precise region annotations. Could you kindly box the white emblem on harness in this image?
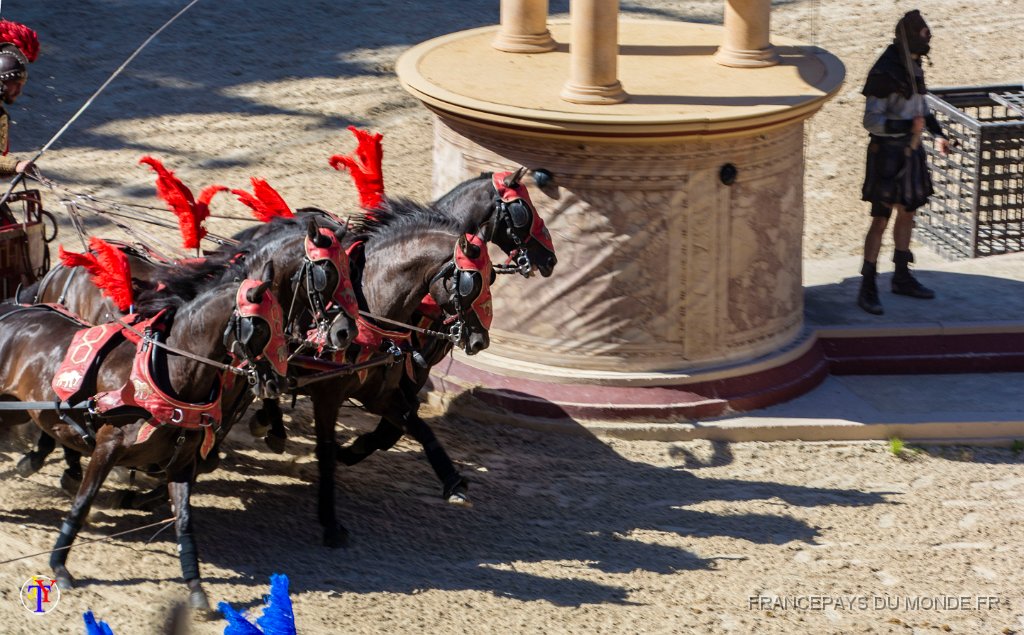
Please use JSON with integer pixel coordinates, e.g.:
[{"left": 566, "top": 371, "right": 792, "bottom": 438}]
[
  {"left": 54, "top": 370, "right": 84, "bottom": 391},
  {"left": 132, "top": 378, "right": 153, "bottom": 399}
]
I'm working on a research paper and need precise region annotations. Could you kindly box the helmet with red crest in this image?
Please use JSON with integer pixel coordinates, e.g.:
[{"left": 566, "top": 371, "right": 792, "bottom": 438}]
[{"left": 0, "top": 20, "right": 38, "bottom": 85}]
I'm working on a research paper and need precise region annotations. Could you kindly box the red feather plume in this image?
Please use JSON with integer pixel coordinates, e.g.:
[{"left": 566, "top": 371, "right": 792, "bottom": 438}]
[
  {"left": 232, "top": 177, "right": 294, "bottom": 222},
  {"left": 140, "top": 156, "right": 225, "bottom": 249},
  {"left": 328, "top": 126, "right": 385, "bottom": 210},
  {"left": 0, "top": 20, "right": 40, "bottom": 63},
  {"left": 58, "top": 238, "right": 134, "bottom": 312}
]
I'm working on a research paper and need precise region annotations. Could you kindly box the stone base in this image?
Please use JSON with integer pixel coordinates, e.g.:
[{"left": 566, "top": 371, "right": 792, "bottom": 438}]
[
  {"left": 714, "top": 44, "right": 780, "bottom": 68},
  {"left": 426, "top": 328, "right": 1024, "bottom": 435},
  {"left": 491, "top": 30, "right": 556, "bottom": 54}
]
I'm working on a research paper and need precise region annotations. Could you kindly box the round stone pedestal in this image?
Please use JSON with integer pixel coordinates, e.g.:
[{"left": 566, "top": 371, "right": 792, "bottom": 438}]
[{"left": 397, "top": 20, "right": 844, "bottom": 423}]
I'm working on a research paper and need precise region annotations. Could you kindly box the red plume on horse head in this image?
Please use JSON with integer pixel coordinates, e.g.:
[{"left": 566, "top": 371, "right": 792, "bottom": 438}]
[
  {"left": 232, "top": 177, "right": 294, "bottom": 222},
  {"left": 58, "top": 238, "right": 134, "bottom": 312},
  {"left": 329, "top": 126, "right": 385, "bottom": 211},
  {"left": 0, "top": 20, "right": 40, "bottom": 62},
  {"left": 139, "top": 156, "right": 227, "bottom": 250}
]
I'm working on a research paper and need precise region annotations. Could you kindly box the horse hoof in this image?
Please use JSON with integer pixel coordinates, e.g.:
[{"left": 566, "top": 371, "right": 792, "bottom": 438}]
[
  {"left": 249, "top": 411, "right": 270, "bottom": 438},
  {"left": 60, "top": 470, "right": 82, "bottom": 496},
  {"left": 323, "top": 525, "right": 349, "bottom": 549},
  {"left": 335, "top": 445, "right": 365, "bottom": 467},
  {"left": 15, "top": 454, "right": 43, "bottom": 478},
  {"left": 264, "top": 432, "right": 287, "bottom": 454},
  {"left": 189, "top": 588, "right": 211, "bottom": 612},
  {"left": 443, "top": 477, "right": 470, "bottom": 506},
  {"left": 447, "top": 490, "right": 473, "bottom": 507},
  {"left": 54, "top": 566, "right": 75, "bottom": 589}
]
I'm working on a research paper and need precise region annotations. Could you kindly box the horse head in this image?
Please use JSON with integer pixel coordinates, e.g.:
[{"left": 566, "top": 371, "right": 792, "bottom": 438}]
[
  {"left": 426, "top": 232, "right": 494, "bottom": 355},
  {"left": 433, "top": 169, "right": 557, "bottom": 278},
  {"left": 223, "top": 260, "right": 289, "bottom": 400},
  {"left": 230, "top": 213, "right": 359, "bottom": 355},
  {"left": 301, "top": 217, "right": 359, "bottom": 351},
  {"left": 488, "top": 168, "right": 557, "bottom": 278}
]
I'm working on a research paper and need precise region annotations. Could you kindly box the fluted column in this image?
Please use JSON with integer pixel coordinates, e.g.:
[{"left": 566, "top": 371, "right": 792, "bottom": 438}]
[
  {"left": 715, "top": 0, "right": 779, "bottom": 68},
  {"left": 560, "top": 0, "right": 626, "bottom": 104},
  {"left": 493, "top": 0, "right": 556, "bottom": 53}
]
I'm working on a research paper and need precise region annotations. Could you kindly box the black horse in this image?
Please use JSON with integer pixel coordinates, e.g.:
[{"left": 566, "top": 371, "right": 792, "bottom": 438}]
[
  {"left": 272, "top": 202, "right": 495, "bottom": 547},
  {"left": 332, "top": 168, "right": 558, "bottom": 504}
]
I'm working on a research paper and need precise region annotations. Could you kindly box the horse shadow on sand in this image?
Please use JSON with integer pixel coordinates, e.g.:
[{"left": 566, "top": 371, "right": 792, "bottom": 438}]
[{"left": 0, "top": 385, "right": 891, "bottom": 608}]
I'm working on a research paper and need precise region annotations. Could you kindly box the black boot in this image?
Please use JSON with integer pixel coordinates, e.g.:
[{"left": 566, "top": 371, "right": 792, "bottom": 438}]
[
  {"left": 891, "top": 250, "right": 935, "bottom": 299},
  {"left": 857, "top": 261, "right": 884, "bottom": 315}
]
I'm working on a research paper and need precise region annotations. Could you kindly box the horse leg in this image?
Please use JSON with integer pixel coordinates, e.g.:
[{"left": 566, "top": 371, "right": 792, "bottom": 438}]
[
  {"left": 395, "top": 407, "right": 470, "bottom": 506},
  {"left": 59, "top": 446, "right": 84, "bottom": 496},
  {"left": 15, "top": 429, "right": 56, "bottom": 477},
  {"left": 113, "top": 483, "right": 169, "bottom": 512},
  {"left": 50, "top": 429, "right": 122, "bottom": 589},
  {"left": 335, "top": 417, "right": 404, "bottom": 466},
  {"left": 167, "top": 475, "right": 210, "bottom": 612},
  {"left": 248, "top": 398, "right": 287, "bottom": 453},
  {"left": 262, "top": 398, "right": 287, "bottom": 453},
  {"left": 312, "top": 393, "right": 348, "bottom": 548}
]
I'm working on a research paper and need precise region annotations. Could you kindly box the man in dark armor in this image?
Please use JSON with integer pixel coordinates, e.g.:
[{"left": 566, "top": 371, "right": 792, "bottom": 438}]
[
  {"left": 0, "top": 19, "right": 39, "bottom": 227},
  {"left": 857, "top": 10, "right": 949, "bottom": 315},
  {"left": 0, "top": 20, "right": 37, "bottom": 178}
]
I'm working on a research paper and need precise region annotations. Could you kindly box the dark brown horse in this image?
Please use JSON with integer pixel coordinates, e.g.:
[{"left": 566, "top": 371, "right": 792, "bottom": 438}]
[{"left": 0, "top": 261, "right": 285, "bottom": 611}]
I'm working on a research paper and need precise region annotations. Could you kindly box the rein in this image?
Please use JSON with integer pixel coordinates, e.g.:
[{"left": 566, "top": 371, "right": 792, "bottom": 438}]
[
  {"left": 42, "top": 180, "right": 240, "bottom": 250},
  {"left": 114, "top": 318, "right": 248, "bottom": 377},
  {"left": 357, "top": 309, "right": 459, "bottom": 343}
]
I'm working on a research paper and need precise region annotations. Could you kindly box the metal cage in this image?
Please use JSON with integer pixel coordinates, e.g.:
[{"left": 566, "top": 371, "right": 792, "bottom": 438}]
[{"left": 919, "top": 84, "right": 1024, "bottom": 258}]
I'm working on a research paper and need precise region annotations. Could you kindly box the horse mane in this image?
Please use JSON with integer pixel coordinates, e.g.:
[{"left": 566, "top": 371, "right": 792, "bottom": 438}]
[
  {"left": 432, "top": 173, "right": 493, "bottom": 214},
  {"left": 133, "top": 253, "right": 245, "bottom": 316},
  {"left": 352, "top": 197, "right": 463, "bottom": 246}
]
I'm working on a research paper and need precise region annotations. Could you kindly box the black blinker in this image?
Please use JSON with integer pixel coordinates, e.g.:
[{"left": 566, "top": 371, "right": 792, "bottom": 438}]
[
  {"left": 506, "top": 200, "right": 531, "bottom": 228},
  {"left": 237, "top": 318, "right": 256, "bottom": 347},
  {"left": 311, "top": 265, "right": 329, "bottom": 292},
  {"left": 457, "top": 270, "right": 479, "bottom": 297}
]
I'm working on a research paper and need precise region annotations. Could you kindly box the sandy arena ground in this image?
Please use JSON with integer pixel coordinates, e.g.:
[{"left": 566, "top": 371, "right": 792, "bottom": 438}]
[{"left": 1, "top": 0, "right": 1023, "bottom": 633}]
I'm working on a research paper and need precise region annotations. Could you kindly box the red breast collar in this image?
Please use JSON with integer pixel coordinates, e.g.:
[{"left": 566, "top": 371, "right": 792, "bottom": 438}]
[{"left": 350, "top": 315, "right": 412, "bottom": 382}]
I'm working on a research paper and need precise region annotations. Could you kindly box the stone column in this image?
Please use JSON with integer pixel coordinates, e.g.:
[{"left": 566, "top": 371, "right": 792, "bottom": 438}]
[
  {"left": 715, "top": 0, "right": 779, "bottom": 68},
  {"left": 493, "top": 0, "right": 556, "bottom": 53},
  {"left": 560, "top": 0, "right": 626, "bottom": 104}
]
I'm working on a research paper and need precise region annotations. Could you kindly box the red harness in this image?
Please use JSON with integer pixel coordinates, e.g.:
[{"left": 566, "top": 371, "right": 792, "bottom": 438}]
[
  {"left": 350, "top": 317, "right": 413, "bottom": 382},
  {"left": 51, "top": 312, "right": 220, "bottom": 459}
]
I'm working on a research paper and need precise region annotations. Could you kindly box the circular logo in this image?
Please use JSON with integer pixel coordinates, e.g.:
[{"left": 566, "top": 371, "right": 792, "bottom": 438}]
[{"left": 20, "top": 576, "right": 60, "bottom": 614}]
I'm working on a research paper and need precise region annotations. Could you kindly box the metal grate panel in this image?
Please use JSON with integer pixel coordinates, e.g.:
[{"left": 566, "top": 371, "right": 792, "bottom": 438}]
[{"left": 918, "top": 84, "right": 1024, "bottom": 258}]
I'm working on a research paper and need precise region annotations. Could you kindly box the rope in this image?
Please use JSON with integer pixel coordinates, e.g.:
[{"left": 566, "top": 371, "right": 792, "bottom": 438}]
[
  {"left": 40, "top": 176, "right": 240, "bottom": 250},
  {"left": 115, "top": 317, "right": 247, "bottom": 376},
  {"left": 0, "top": 0, "right": 205, "bottom": 208},
  {"left": 0, "top": 516, "right": 176, "bottom": 566}
]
